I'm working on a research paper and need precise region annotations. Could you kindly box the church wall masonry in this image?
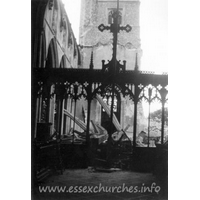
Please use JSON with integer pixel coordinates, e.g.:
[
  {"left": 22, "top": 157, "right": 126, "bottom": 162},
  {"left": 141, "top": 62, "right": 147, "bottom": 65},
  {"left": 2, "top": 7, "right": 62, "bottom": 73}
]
[
  {"left": 79, "top": 0, "right": 142, "bottom": 70},
  {"left": 32, "top": 0, "right": 168, "bottom": 147},
  {"left": 79, "top": 0, "right": 146, "bottom": 135}
]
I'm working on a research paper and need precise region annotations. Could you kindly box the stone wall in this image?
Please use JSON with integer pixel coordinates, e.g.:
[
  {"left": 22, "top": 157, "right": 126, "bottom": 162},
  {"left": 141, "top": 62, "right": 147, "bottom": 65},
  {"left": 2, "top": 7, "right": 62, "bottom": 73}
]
[
  {"left": 42, "top": 0, "right": 80, "bottom": 68},
  {"left": 79, "top": 0, "right": 142, "bottom": 70},
  {"left": 79, "top": 0, "right": 145, "bottom": 136}
]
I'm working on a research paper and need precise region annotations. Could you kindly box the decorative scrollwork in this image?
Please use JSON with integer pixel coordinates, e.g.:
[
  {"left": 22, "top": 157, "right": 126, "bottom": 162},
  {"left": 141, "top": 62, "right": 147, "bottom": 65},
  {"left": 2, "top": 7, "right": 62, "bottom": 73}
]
[
  {"left": 64, "top": 82, "right": 88, "bottom": 100},
  {"left": 138, "top": 84, "right": 161, "bottom": 103}
]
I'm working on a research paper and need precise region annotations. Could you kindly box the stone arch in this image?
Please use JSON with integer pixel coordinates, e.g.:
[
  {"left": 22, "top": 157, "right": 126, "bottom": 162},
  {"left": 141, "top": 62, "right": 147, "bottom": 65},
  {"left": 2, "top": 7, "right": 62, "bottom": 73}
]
[
  {"left": 32, "top": 0, "right": 49, "bottom": 68},
  {"left": 37, "top": 30, "right": 46, "bottom": 68},
  {"left": 108, "top": 9, "right": 122, "bottom": 24},
  {"left": 59, "top": 55, "right": 67, "bottom": 68},
  {"left": 45, "top": 38, "right": 59, "bottom": 68}
]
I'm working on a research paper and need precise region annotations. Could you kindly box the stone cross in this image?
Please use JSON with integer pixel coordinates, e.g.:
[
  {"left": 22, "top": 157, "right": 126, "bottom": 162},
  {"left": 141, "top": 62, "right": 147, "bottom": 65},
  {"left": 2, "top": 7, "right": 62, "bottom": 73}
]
[
  {"left": 97, "top": 0, "right": 132, "bottom": 143},
  {"left": 98, "top": 3, "right": 132, "bottom": 71},
  {"left": 98, "top": 2, "right": 132, "bottom": 73}
]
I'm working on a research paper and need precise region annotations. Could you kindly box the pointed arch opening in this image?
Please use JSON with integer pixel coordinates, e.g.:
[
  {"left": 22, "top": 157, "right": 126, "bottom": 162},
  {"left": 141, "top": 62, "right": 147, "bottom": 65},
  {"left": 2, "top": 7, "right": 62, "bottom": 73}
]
[{"left": 45, "top": 38, "right": 59, "bottom": 68}]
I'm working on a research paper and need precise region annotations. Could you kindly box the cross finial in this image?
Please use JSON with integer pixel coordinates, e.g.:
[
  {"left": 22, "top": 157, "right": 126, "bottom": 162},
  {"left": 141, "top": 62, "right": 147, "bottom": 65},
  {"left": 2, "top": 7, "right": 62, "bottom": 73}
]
[{"left": 98, "top": 0, "right": 132, "bottom": 73}]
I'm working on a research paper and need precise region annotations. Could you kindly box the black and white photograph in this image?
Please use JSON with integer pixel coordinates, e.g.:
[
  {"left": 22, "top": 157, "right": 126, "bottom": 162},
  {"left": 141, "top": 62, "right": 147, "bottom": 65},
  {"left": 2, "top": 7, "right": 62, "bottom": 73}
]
[
  {"left": 31, "top": 0, "right": 168, "bottom": 199},
  {"left": 3, "top": 0, "right": 200, "bottom": 199}
]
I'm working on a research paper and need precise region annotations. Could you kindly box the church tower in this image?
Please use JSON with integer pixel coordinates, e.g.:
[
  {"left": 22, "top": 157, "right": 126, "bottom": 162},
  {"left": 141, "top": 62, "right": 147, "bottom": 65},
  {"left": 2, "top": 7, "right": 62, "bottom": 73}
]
[
  {"left": 79, "top": 0, "right": 146, "bottom": 135},
  {"left": 79, "top": 0, "right": 142, "bottom": 70}
]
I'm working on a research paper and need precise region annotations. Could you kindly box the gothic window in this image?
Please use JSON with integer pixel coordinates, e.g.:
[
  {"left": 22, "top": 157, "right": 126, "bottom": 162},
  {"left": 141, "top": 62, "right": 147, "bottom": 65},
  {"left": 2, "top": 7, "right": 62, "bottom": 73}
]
[
  {"left": 108, "top": 11, "right": 112, "bottom": 24},
  {"left": 103, "top": 95, "right": 118, "bottom": 112},
  {"left": 108, "top": 9, "right": 122, "bottom": 24}
]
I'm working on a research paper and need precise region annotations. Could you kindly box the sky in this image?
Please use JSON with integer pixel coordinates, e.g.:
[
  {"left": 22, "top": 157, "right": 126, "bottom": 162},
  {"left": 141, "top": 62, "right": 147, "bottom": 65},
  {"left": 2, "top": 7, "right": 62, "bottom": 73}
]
[
  {"left": 140, "top": 0, "right": 168, "bottom": 72},
  {"left": 62, "top": 0, "right": 168, "bottom": 72}
]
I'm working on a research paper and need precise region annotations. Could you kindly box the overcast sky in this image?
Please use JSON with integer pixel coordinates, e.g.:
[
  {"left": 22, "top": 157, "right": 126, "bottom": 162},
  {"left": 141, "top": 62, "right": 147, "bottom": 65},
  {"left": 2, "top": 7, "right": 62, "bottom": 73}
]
[{"left": 62, "top": 0, "right": 168, "bottom": 72}]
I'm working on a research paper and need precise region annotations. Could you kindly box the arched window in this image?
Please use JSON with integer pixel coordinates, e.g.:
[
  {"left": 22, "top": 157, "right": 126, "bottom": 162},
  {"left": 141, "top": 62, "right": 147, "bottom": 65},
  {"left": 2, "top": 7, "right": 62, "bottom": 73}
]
[
  {"left": 108, "top": 9, "right": 122, "bottom": 24},
  {"left": 45, "top": 39, "right": 59, "bottom": 68},
  {"left": 60, "top": 55, "right": 66, "bottom": 68}
]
